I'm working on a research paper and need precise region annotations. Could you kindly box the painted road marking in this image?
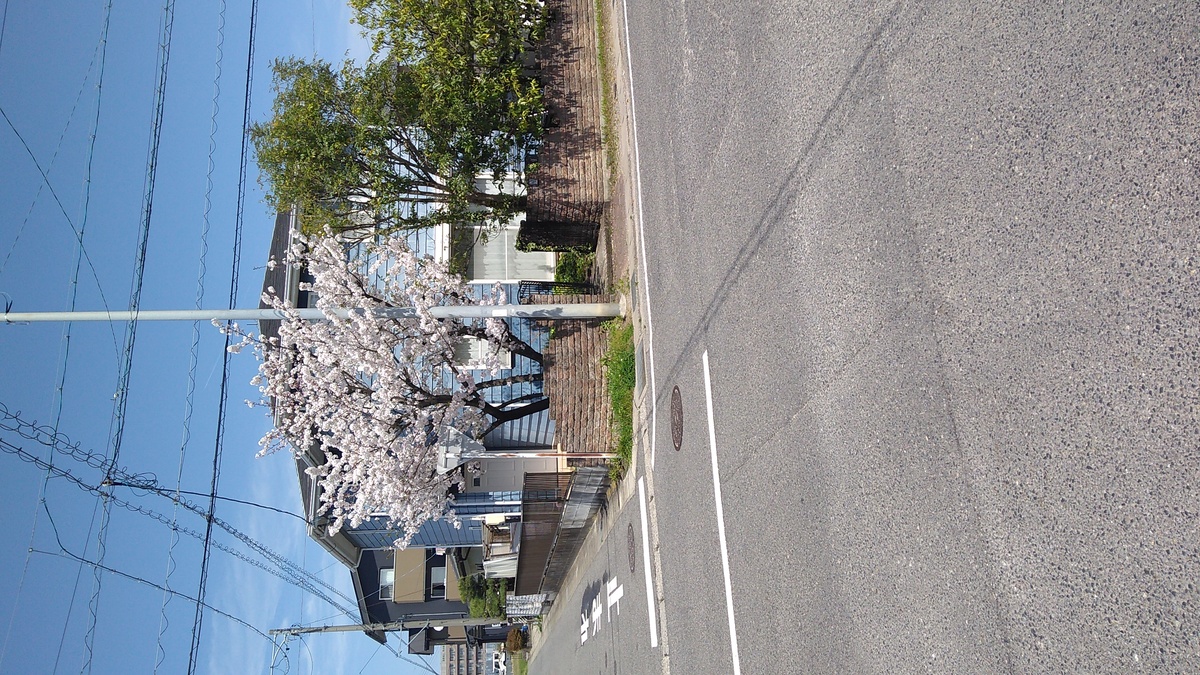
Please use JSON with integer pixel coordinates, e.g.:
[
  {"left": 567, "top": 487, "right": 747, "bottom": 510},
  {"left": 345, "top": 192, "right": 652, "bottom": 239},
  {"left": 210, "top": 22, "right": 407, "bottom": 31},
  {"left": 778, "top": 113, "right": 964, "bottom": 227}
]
[
  {"left": 579, "top": 575, "right": 625, "bottom": 645},
  {"left": 638, "top": 477, "right": 659, "bottom": 648},
  {"left": 703, "top": 350, "right": 742, "bottom": 675},
  {"left": 621, "top": 0, "right": 658, "bottom": 468},
  {"left": 607, "top": 578, "right": 624, "bottom": 618}
]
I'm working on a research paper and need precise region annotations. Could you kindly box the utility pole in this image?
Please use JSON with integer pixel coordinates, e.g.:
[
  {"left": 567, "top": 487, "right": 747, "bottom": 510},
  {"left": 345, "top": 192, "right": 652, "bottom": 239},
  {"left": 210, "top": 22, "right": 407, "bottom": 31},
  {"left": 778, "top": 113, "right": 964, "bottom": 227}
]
[
  {"left": 269, "top": 616, "right": 509, "bottom": 637},
  {"left": 436, "top": 426, "right": 615, "bottom": 474},
  {"left": 438, "top": 448, "right": 618, "bottom": 474},
  {"left": 1, "top": 301, "right": 624, "bottom": 324}
]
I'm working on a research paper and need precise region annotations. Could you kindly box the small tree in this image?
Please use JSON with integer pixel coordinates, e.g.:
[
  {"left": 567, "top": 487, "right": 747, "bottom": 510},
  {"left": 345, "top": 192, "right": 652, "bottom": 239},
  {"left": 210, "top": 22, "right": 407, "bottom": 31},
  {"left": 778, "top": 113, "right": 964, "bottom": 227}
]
[
  {"left": 253, "top": 234, "right": 548, "bottom": 543},
  {"left": 458, "top": 574, "right": 508, "bottom": 618},
  {"left": 506, "top": 626, "right": 528, "bottom": 651}
]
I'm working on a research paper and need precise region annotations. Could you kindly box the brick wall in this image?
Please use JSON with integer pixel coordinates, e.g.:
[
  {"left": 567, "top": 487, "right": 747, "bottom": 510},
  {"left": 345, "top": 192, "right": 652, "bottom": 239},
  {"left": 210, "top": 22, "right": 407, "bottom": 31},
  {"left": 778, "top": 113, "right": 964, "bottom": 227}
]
[{"left": 532, "top": 294, "right": 616, "bottom": 464}]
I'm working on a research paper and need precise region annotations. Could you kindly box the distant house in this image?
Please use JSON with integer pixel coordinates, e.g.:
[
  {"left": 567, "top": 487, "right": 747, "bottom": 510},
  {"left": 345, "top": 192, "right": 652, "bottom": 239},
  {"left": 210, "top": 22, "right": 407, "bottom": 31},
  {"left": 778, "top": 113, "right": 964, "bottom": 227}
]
[{"left": 259, "top": 209, "right": 567, "bottom": 652}]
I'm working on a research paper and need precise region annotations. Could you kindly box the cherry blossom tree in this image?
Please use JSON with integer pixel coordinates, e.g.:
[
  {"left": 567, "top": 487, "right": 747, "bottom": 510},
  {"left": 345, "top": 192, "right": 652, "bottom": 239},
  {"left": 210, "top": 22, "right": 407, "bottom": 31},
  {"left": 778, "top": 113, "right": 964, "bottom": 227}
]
[{"left": 250, "top": 234, "right": 547, "bottom": 544}]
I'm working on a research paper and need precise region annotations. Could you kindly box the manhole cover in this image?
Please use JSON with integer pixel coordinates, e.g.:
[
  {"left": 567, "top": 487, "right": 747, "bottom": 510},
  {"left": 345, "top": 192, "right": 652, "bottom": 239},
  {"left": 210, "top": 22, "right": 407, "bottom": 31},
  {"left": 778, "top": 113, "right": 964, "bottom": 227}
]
[
  {"left": 670, "top": 386, "right": 683, "bottom": 451},
  {"left": 627, "top": 523, "right": 637, "bottom": 574}
]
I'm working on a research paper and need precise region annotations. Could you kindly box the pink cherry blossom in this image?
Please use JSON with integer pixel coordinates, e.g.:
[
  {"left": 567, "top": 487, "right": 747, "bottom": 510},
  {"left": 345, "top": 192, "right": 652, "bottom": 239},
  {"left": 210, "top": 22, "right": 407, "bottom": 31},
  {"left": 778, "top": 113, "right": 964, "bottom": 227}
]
[{"left": 249, "top": 234, "right": 545, "bottom": 546}]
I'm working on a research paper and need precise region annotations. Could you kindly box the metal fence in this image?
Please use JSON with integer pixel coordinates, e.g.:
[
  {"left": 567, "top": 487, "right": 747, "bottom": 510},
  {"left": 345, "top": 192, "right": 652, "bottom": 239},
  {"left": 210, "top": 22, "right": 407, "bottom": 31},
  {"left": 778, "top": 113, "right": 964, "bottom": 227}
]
[
  {"left": 516, "top": 280, "right": 595, "bottom": 304},
  {"left": 515, "top": 472, "right": 573, "bottom": 596},
  {"left": 514, "top": 468, "right": 610, "bottom": 598}
]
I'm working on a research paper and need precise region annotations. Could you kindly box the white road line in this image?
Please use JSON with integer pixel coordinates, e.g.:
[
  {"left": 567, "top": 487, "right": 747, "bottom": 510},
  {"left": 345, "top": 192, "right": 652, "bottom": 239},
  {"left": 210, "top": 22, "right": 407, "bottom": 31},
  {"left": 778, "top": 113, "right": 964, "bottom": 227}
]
[
  {"left": 620, "top": 0, "right": 659, "bottom": 468},
  {"left": 702, "top": 351, "right": 742, "bottom": 675},
  {"left": 637, "top": 477, "right": 659, "bottom": 648}
]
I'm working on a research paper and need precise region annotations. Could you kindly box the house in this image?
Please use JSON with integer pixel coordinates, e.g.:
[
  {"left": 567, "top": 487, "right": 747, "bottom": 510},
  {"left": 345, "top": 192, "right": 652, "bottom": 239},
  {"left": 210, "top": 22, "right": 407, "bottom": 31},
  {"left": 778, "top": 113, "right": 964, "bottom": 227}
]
[
  {"left": 259, "top": 208, "right": 572, "bottom": 652},
  {"left": 352, "top": 547, "right": 513, "bottom": 653}
]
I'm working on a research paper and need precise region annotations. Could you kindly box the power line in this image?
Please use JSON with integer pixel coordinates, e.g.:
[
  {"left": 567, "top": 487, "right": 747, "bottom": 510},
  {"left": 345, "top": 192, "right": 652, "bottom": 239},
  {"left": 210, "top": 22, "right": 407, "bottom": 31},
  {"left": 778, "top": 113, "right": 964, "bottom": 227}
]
[
  {"left": 0, "top": 0, "right": 8, "bottom": 62},
  {"left": 45, "top": 13, "right": 112, "bottom": 660},
  {"left": 0, "top": 3, "right": 118, "bottom": 672},
  {"left": 0, "top": 104, "right": 118, "bottom": 357},
  {"left": 107, "top": 481, "right": 305, "bottom": 523},
  {"left": 31, "top": 547, "right": 285, "bottom": 658},
  {"left": 0, "top": 13, "right": 99, "bottom": 282},
  {"left": 0, "top": 437, "right": 360, "bottom": 618},
  {"left": 0, "top": 402, "right": 302, "bottom": 520},
  {"left": 156, "top": 1, "right": 228, "bottom": 669},
  {"left": 81, "top": 3, "right": 176, "bottom": 664},
  {"left": 186, "top": 0, "right": 257, "bottom": 670},
  {"left": 0, "top": 404, "right": 357, "bottom": 610}
]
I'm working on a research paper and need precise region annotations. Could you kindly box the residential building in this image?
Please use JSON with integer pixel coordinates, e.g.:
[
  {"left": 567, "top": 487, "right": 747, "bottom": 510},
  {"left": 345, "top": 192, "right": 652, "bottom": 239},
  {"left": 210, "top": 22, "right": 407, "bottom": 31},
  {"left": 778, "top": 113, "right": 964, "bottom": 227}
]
[
  {"left": 441, "top": 642, "right": 499, "bottom": 675},
  {"left": 259, "top": 209, "right": 569, "bottom": 653}
]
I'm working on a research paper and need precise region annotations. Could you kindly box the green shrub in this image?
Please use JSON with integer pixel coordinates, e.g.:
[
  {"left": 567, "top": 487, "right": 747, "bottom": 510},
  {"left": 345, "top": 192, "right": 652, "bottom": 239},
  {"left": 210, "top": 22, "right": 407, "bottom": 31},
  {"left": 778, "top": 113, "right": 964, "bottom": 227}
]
[
  {"left": 459, "top": 574, "right": 507, "bottom": 618},
  {"left": 554, "top": 250, "right": 594, "bottom": 284}
]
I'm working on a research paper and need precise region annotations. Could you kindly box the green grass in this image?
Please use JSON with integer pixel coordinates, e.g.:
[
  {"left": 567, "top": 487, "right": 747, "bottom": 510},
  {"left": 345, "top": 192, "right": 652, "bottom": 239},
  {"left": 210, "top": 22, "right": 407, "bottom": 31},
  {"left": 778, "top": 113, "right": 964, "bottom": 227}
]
[
  {"left": 603, "top": 319, "right": 636, "bottom": 478},
  {"left": 594, "top": 0, "right": 618, "bottom": 186},
  {"left": 554, "top": 250, "right": 594, "bottom": 284},
  {"left": 512, "top": 650, "right": 529, "bottom": 675}
]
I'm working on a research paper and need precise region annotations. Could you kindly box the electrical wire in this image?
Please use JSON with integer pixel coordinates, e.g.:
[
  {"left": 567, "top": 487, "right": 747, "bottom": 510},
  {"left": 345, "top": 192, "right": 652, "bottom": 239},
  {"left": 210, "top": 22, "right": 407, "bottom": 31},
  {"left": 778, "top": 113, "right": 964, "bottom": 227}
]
[
  {"left": 155, "top": 2, "right": 227, "bottom": 670},
  {"left": 0, "top": 104, "right": 119, "bottom": 359},
  {"left": 30, "top": 548, "right": 285, "bottom": 656},
  {"left": 356, "top": 642, "right": 383, "bottom": 674},
  {"left": 0, "top": 0, "right": 7, "bottom": 65},
  {"left": 0, "top": 437, "right": 361, "bottom": 618},
  {"left": 47, "top": 71, "right": 109, "bottom": 673},
  {"left": 114, "top": 483, "right": 306, "bottom": 522},
  {"left": 0, "top": 407, "right": 358, "bottom": 610},
  {"left": 0, "top": 0, "right": 8, "bottom": 62},
  {"left": 381, "top": 637, "right": 439, "bottom": 675},
  {"left": 297, "top": 635, "right": 315, "bottom": 675},
  {"left": 0, "top": 4, "right": 115, "bottom": 671},
  {"left": 185, "top": 2, "right": 258, "bottom": 671},
  {"left": 81, "top": 3, "right": 176, "bottom": 668},
  {"left": 0, "top": 403, "right": 303, "bottom": 520},
  {"left": 0, "top": 12, "right": 103, "bottom": 285}
]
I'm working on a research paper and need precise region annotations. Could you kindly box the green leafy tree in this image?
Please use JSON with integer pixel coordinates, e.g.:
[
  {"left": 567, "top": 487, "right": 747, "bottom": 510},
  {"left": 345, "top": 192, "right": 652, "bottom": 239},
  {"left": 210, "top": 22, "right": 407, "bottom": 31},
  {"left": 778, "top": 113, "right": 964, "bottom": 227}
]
[
  {"left": 351, "top": 0, "right": 547, "bottom": 163},
  {"left": 458, "top": 574, "right": 508, "bottom": 618},
  {"left": 251, "top": 57, "right": 528, "bottom": 239}
]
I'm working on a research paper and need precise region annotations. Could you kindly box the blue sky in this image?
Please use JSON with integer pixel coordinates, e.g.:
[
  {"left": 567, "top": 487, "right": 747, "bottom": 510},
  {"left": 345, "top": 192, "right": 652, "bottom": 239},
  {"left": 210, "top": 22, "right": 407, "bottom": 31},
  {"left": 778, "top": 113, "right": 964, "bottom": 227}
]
[{"left": 0, "top": 1, "right": 437, "bottom": 673}]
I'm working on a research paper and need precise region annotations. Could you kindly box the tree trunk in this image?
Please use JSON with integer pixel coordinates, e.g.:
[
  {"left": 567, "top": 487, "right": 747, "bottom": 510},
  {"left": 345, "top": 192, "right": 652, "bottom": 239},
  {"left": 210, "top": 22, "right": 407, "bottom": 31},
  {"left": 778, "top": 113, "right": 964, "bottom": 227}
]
[
  {"left": 475, "top": 373, "right": 544, "bottom": 391},
  {"left": 459, "top": 324, "right": 543, "bottom": 366},
  {"left": 479, "top": 396, "right": 550, "bottom": 437}
]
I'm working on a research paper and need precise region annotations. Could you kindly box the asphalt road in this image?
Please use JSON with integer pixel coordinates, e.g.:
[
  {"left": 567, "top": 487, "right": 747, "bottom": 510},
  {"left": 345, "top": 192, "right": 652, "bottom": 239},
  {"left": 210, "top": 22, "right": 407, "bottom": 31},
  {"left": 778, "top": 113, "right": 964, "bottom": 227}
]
[{"left": 566, "top": 0, "right": 1199, "bottom": 673}]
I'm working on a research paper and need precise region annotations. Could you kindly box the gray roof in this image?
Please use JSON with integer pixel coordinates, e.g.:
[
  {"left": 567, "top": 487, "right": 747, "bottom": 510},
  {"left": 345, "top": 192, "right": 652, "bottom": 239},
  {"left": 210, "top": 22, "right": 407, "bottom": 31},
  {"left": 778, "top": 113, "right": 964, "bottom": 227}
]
[{"left": 257, "top": 211, "right": 295, "bottom": 344}]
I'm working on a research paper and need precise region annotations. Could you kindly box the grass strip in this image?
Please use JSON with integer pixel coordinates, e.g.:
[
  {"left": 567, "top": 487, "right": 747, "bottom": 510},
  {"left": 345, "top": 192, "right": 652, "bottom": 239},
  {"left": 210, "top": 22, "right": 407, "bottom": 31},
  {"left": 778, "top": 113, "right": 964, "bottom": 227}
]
[
  {"left": 594, "top": 0, "right": 618, "bottom": 185},
  {"left": 603, "top": 319, "right": 635, "bottom": 477}
]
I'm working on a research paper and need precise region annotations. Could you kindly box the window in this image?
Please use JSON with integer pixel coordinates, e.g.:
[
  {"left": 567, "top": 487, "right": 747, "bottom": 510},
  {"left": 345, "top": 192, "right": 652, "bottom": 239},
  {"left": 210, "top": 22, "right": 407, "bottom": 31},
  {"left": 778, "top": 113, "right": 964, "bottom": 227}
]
[
  {"left": 429, "top": 565, "right": 446, "bottom": 599},
  {"left": 379, "top": 568, "right": 394, "bottom": 601}
]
